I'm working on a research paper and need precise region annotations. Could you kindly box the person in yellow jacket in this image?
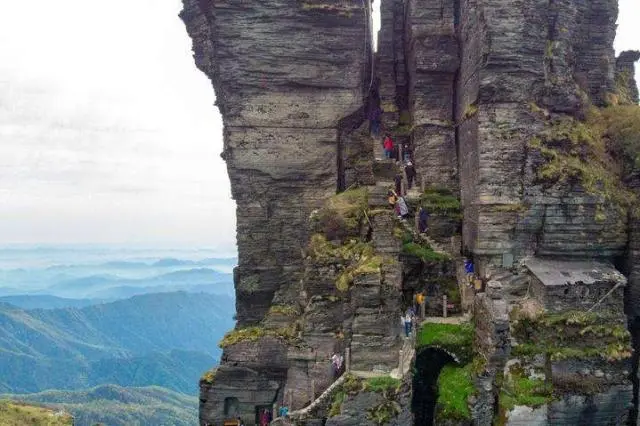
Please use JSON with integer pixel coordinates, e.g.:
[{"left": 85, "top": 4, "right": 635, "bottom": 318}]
[{"left": 416, "top": 291, "right": 425, "bottom": 318}]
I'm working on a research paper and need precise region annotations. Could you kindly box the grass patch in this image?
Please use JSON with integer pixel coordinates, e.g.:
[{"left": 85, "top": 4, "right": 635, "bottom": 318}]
[
  {"left": 312, "top": 188, "right": 369, "bottom": 240},
  {"left": 363, "top": 376, "right": 401, "bottom": 394},
  {"left": 462, "top": 103, "right": 478, "bottom": 120},
  {"left": 402, "top": 242, "right": 450, "bottom": 262},
  {"left": 420, "top": 187, "right": 462, "bottom": 220},
  {"left": 267, "top": 305, "right": 299, "bottom": 316},
  {"left": 200, "top": 369, "right": 217, "bottom": 384},
  {"left": 328, "top": 390, "right": 346, "bottom": 417},
  {"left": 435, "top": 364, "right": 474, "bottom": 421},
  {"left": 0, "top": 400, "right": 73, "bottom": 426},
  {"left": 529, "top": 107, "right": 639, "bottom": 212},
  {"left": 367, "top": 400, "right": 401, "bottom": 425},
  {"left": 511, "top": 310, "right": 631, "bottom": 361},
  {"left": 499, "top": 367, "right": 553, "bottom": 410},
  {"left": 219, "top": 324, "right": 299, "bottom": 348},
  {"left": 308, "top": 234, "right": 383, "bottom": 292},
  {"left": 417, "top": 323, "right": 474, "bottom": 362}
]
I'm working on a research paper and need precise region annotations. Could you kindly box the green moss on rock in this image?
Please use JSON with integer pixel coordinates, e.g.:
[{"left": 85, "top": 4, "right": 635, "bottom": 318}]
[
  {"left": 436, "top": 364, "right": 474, "bottom": 421},
  {"left": 417, "top": 322, "right": 474, "bottom": 363}
]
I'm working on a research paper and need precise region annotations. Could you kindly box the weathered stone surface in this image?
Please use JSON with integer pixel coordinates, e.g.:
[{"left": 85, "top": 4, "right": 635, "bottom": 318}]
[
  {"left": 183, "top": 0, "right": 639, "bottom": 423},
  {"left": 525, "top": 258, "right": 626, "bottom": 313},
  {"left": 616, "top": 50, "right": 640, "bottom": 104}
]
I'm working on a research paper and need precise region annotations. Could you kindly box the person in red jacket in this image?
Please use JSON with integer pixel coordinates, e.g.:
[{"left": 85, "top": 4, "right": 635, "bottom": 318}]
[{"left": 383, "top": 134, "right": 394, "bottom": 159}]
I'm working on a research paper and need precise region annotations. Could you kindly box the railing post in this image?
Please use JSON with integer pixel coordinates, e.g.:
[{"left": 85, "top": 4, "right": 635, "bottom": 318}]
[
  {"left": 421, "top": 176, "right": 426, "bottom": 191},
  {"left": 345, "top": 347, "right": 351, "bottom": 372},
  {"left": 311, "top": 380, "right": 315, "bottom": 401},
  {"left": 288, "top": 389, "right": 293, "bottom": 408},
  {"left": 399, "top": 349, "right": 404, "bottom": 375},
  {"left": 399, "top": 144, "right": 404, "bottom": 164},
  {"left": 420, "top": 301, "right": 425, "bottom": 319},
  {"left": 443, "top": 295, "right": 448, "bottom": 318}
]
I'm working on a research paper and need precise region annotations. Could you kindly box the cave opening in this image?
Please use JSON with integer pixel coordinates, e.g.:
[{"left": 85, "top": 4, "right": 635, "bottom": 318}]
[{"left": 412, "top": 347, "right": 458, "bottom": 426}]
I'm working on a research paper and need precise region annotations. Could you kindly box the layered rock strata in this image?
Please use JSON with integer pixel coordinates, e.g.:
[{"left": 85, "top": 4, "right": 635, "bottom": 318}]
[
  {"left": 182, "top": 0, "right": 640, "bottom": 424},
  {"left": 181, "top": 1, "right": 374, "bottom": 423}
]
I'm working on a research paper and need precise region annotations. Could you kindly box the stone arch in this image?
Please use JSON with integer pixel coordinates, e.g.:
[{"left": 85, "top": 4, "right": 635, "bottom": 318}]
[{"left": 412, "top": 346, "right": 459, "bottom": 426}]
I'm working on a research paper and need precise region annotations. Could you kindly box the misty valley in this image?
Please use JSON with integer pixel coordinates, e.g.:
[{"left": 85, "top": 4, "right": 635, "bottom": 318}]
[{"left": 0, "top": 247, "right": 236, "bottom": 425}]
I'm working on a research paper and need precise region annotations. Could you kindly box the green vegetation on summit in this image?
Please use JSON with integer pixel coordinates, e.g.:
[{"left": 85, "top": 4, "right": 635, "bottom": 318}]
[{"left": 2, "top": 385, "right": 197, "bottom": 426}]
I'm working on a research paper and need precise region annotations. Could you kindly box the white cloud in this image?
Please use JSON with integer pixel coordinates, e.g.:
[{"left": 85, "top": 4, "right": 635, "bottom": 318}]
[
  {"left": 0, "top": 0, "right": 636, "bottom": 250},
  {"left": 0, "top": 0, "right": 235, "bottom": 250}
]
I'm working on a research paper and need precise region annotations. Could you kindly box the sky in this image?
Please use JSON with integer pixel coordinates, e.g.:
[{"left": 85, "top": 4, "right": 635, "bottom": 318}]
[{"left": 0, "top": 0, "right": 637, "bottom": 251}]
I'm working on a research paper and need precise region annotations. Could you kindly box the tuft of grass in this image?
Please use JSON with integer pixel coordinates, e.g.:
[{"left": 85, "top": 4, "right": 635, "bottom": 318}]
[
  {"left": 529, "top": 106, "right": 640, "bottom": 212},
  {"left": 0, "top": 400, "right": 74, "bottom": 426},
  {"left": 367, "top": 400, "right": 401, "bottom": 425},
  {"left": 312, "top": 188, "right": 369, "bottom": 240},
  {"left": 420, "top": 187, "right": 462, "bottom": 220},
  {"left": 219, "top": 324, "right": 299, "bottom": 348},
  {"left": 363, "top": 376, "right": 401, "bottom": 394},
  {"left": 499, "top": 367, "right": 553, "bottom": 411},
  {"left": 328, "top": 390, "right": 345, "bottom": 417},
  {"left": 402, "top": 242, "right": 450, "bottom": 262},
  {"left": 308, "top": 234, "right": 382, "bottom": 292},
  {"left": 200, "top": 369, "right": 217, "bottom": 384},
  {"left": 417, "top": 323, "right": 474, "bottom": 362},
  {"left": 436, "top": 364, "right": 474, "bottom": 421},
  {"left": 267, "top": 305, "right": 299, "bottom": 316},
  {"left": 462, "top": 103, "right": 478, "bottom": 120}
]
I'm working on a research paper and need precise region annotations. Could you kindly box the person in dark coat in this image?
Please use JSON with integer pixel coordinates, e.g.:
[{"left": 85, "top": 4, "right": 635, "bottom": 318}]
[
  {"left": 369, "top": 105, "right": 382, "bottom": 137},
  {"left": 405, "top": 162, "right": 416, "bottom": 189},
  {"left": 394, "top": 174, "right": 403, "bottom": 195},
  {"left": 418, "top": 207, "right": 429, "bottom": 233}
]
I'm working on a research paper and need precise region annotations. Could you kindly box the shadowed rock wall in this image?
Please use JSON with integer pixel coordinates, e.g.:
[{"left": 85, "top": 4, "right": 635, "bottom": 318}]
[
  {"left": 456, "top": 0, "right": 625, "bottom": 263},
  {"left": 181, "top": 1, "right": 373, "bottom": 424}
]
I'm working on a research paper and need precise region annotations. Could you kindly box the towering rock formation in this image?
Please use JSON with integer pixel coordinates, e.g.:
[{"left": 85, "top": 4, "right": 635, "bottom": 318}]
[{"left": 182, "top": 0, "right": 639, "bottom": 424}]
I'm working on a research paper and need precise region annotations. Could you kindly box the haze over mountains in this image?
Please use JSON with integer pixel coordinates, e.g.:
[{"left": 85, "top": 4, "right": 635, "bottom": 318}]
[{"left": 0, "top": 247, "right": 236, "bottom": 425}]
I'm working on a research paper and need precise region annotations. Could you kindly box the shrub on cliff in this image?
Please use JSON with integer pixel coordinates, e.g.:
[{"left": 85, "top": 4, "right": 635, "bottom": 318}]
[
  {"left": 529, "top": 106, "right": 638, "bottom": 211},
  {"left": 312, "top": 188, "right": 369, "bottom": 240}
]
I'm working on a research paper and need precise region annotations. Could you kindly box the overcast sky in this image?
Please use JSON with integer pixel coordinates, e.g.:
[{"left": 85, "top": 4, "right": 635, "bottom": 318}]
[{"left": 0, "top": 0, "right": 637, "bottom": 252}]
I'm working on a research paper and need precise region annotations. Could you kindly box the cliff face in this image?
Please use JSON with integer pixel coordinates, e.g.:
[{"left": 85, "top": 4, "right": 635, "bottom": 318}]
[{"left": 182, "top": 0, "right": 639, "bottom": 425}]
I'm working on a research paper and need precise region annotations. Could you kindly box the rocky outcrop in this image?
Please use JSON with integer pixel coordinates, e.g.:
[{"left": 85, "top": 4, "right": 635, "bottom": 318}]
[
  {"left": 616, "top": 50, "right": 640, "bottom": 104},
  {"left": 181, "top": 1, "right": 374, "bottom": 423},
  {"left": 182, "top": 0, "right": 639, "bottom": 424}
]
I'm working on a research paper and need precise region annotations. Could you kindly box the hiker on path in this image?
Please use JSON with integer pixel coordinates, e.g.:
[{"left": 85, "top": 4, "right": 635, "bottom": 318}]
[
  {"left": 402, "top": 311, "right": 413, "bottom": 337},
  {"left": 405, "top": 162, "right": 416, "bottom": 190},
  {"left": 403, "top": 143, "right": 411, "bottom": 163},
  {"left": 278, "top": 406, "right": 289, "bottom": 418},
  {"left": 259, "top": 409, "right": 269, "bottom": 426},
  {"left": 418, "top": 207, "right": 429, "bottom": 234},
  {"left": 416, "top": 291, "right": 425, "bottom": 317},
  {"left": 331, "top": 353, "right": 344, "bottom": 379},
  {"left": 369, "top": 105, "right": 382, "bottom": 137},
  {"left": 383, "top": 134, "right": 394, "bottom": 159},
  {"left": 394, "top": 174, "right": 403, "bottom": 195},
  {"left": 464, "top": 258, "right": 474, "bottom": 285},
  {"left": 396, "top": 196, "right": 409, "bottom": 219},
  {"left": 388, "top": 190, "right": 398, "bottom": 209}
]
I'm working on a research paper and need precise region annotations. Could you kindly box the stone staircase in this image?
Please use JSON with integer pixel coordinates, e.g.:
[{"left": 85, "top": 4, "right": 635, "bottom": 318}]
[
  {"left": 278, "top": 374, "right": 348, "bottom": 423},
  {"left": 397, "top": 217, "right": 450, "bottom": 257}
]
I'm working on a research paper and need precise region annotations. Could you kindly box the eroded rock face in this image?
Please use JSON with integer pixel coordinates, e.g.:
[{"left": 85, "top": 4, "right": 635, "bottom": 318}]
[
  {"left": 181, "top": 1, "right": 374, "bottom": 424},
  {"left": 182, "top": 0, "right": 639, "bottom": 424}
]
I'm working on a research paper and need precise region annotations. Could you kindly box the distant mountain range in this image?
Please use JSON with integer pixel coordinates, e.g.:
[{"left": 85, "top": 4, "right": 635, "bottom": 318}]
[
  {"left": 2, "top": 385, "right": 198, "bottom": 426},
  {"left": 0, "top": 292, "right": 235, "bottom": 394},
  {"left": 0, "top": 267, "right": 234, "bottom": 300}
]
